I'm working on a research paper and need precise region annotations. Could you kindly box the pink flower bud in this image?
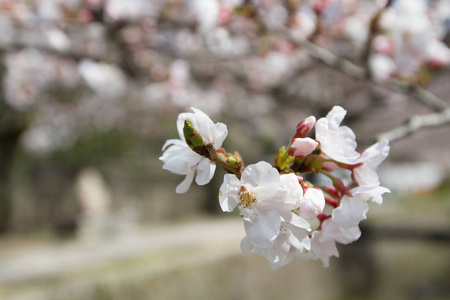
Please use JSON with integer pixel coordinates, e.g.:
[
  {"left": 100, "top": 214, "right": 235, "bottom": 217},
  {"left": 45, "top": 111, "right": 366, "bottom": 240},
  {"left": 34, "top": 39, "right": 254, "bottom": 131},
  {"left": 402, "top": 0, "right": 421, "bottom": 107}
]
[
  {"left": 218, "top": 4, "right": 231, "bottom": 25},
  {"left": 322, "top": 161, "right": 338, "bottom": 172},
  {"left": 292, "top": 116, "right": 316, "bottom": 140},
  {"left": 290, "top": 137, "right": 318, "bottom": 157},
  {"left": 424, "top": 41, "right": 450, "bottom": 69},
  {"left": 373, "top": 35, "right": 394, "bottom": 55},
  {"left": 313, "top": 0, "right": 330, "bottom": 14}
]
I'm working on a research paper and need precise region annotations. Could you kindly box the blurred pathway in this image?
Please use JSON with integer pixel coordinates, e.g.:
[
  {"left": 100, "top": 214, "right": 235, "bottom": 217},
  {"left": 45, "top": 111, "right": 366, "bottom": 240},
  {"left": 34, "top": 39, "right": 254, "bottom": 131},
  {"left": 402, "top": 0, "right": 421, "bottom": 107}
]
[{"left": 0, "top": 218, "right": 244, "bottom": 288}]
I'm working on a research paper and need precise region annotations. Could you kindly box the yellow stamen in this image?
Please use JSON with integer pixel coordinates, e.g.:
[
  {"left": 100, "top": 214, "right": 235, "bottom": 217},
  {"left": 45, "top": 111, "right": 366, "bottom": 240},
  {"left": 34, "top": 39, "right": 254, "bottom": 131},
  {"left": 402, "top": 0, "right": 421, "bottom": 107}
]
[{"left": 239, "top": 190, "right": 257, "bottom": 208}]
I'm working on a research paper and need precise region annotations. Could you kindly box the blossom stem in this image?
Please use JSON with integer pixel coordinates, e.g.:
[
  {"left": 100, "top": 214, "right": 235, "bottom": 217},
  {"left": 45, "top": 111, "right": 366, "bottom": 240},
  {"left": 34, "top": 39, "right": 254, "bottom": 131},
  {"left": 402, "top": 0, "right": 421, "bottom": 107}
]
[
  {"left": 319, "top": 169, "right": 336, "bottom": 181},
  {"left": 319, "top": 170, "right": 350, "bottom": 196},
  {"left": 319, "top": 186, "right": 342, "bottom": 199},
  {"left": 325, "top": 196, "right": 339, "bottom": 208},
  {"left": 316, "top": 213, "right": 331, "bottom": 230},
  {"left": 205, "top": 143, "right": 244, "bottom": 179}
]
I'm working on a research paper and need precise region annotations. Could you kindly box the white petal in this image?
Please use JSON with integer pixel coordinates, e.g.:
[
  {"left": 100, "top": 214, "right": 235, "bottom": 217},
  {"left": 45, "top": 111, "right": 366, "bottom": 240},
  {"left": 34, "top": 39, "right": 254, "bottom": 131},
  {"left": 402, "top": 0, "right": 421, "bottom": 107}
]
[
  {"left": 320, "top": 219, "right": 361, "bottom": 245},
  {"left": 300, "top": 188, "right": 325, "bottom": 220},
  {"left": 189, "top": 107, "right": 216, "bottom": 142},
  {"left": 314, "top": 117, "right": 329, "bottom": 137},
  {"left": 176, "top": 168, "right": 196, "bottom": 194},
  {"left": 351, "top": 186, "right": 390, "bottom": 204},
  {"left": 326, "top": 106, "right": 346, "bottom": 130},
  {"left": 332, "top": 195, "right": 368, "bottom": 228},
  {"left": 243, "top": 205, "right": 281, "bottom": 248},
  {"left": 195, "top": 158, "right": 216, "bottom": 185},
  {"left": 161, "top": 139, "right": 186, "bottom": 151},
  {"left": 352, "top": 186, "right": 390, "bottom": 195},
  {"left": 161, "top": 148, "right": 201, "bottom": 175},
  {"left": 310, "top": 231, "right": 339, "bottom": 267},
  {"left": 315, "top": 106, "right": 361, "bottom": 164},
  {"left": 270, "top": 249, "right": 295, "bottom": 270},
  {"left": 177, "top": 108, "right": 213, "bottom": 141},
  {"left": 240, "top": 236, "right": 253, "bottom": 254},
  {"left": 354, "top": 164, "right": 380, "bottom": 187},
  {"left": 176, "top": 114, "right": 188, "bottom": 141},
  {"left": 280, "top": 173, "right": 303, "bottom": 207},
  {"left": 288, "top": 228, "right": 310, "bottom": 251},
  {"left": 271, "top": 236, "right": 291, "bottom": 262},
  {"left": 242, "top": 161, "right": 275, "bottom": 186},
  {"left": 176, "top": 107, "right": 228, "bottom": 148},
  {"left": 338, "top": 126, "right": 357, "bottom": 149},
  {"left": 212, "top": 122, "right": 228, "bottom": 148},
  {"left": 288, "top": 212, "right": 311, "bottom": 229},
  {"left": 360, "top": 140, "right": 390, "bottom": 169},
  {"left": 242, "top": 162, "right": 280, "bottom": 201},
  {"left": 219, "top": 174, "right": 241, "bottom": 212},
  {"left": 297, "top": 230, "right": 339, "bottom": 267}
]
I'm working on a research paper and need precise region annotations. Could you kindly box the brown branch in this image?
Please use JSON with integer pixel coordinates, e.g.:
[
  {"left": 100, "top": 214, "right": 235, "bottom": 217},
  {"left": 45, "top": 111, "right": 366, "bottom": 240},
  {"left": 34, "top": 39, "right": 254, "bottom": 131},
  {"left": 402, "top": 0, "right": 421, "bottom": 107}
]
[
  {"left": 377, "top": 108, "right": 450, "bottom": 142},
  {"left": 297, "top": 38, "right": 367, "bottom": 79},
  {"left": 205, "top": 144, "right": 244, "bottom": 180},
  {"left": 361, "top": 0, "right": 394, "bottom": 70},
  {"left": 285, "top": 31, "right": 449, "bottom": 113}
]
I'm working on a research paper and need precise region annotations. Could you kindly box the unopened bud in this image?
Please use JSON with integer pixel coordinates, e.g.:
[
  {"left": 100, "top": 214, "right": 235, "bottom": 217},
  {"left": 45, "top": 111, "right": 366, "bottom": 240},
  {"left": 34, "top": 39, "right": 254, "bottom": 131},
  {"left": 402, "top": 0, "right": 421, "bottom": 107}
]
[
  {"left": 191, "top": 133, "right": 203, "bottom": 147},
  {"left": 183, "top": 120, "right": 204, "bottom": 148},
  {"left": 313, "top": 0, "right": 329, "bottom": 14},
  {"left": 275, "top": 146, "right": 294, "bottom": 171},
  {"left": 226, "top": 156, "right": 238, "bottom": 166},
  {"left": 292, "top": 116, "right": 316, "bottom": 140},
  {"left": 300, "top": 188, "right": 325, "bottom": 220},
  {"left": 216, "top": 147, "right": 226, "bottom": 154},
  {"left": 322, "top": 161, "right": 338, "bottom": 172},
  {"left": 289, "top": 137, "right": 318, "bottom": 157}
]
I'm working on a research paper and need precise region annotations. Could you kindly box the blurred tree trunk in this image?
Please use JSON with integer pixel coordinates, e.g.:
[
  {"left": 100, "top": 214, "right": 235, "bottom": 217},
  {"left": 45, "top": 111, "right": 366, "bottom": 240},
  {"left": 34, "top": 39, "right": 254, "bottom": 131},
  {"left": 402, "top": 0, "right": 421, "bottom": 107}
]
[
  {"left": 0, "top": 121, "right": 25, "bottom": 233},
  {"left": 0, "top": 55, "right": 29, "bottom": 234}
]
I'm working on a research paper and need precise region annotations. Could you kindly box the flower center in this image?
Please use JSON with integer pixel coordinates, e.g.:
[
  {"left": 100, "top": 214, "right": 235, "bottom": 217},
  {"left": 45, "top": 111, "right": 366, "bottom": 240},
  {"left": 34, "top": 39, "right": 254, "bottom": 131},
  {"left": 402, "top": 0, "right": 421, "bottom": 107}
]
[{"left": 239, "top": 187, "right": 257, "bottom": 209}]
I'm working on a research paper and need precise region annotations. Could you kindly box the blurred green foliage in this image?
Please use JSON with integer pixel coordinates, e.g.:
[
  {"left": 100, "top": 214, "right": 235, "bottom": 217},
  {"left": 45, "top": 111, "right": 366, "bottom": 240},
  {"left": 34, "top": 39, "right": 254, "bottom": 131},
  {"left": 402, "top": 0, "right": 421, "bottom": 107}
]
[{"left": 50, "top": 129, "right": 143, "bottom": 167}]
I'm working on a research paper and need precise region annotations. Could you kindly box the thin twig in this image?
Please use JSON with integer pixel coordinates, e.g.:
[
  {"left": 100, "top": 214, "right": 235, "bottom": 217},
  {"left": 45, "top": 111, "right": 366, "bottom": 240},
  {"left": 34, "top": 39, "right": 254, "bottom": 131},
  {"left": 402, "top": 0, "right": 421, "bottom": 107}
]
[
  {"left": 286, "top": 31, "right": 449, "bottom": 113},
  {"left": 377, "top": 108, "right": 450, "bottom": 142},
  {"left": 205, "top": 144, "right": 244, "bottom": 180},
  {"left": 298, "top": 38, "right": 367, "bottom": 79},
  {"left": 361, "top": 0, "right": 394, "bottom": 70}
]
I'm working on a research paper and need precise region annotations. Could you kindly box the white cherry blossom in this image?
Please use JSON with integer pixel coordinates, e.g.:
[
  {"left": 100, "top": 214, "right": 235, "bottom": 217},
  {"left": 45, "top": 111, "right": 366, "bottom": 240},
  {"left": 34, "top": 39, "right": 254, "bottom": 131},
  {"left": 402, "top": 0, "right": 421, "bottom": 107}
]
[
  {"left": 378, "top": 0, "right": 450, "bottom": 77},
  {"left": 278, "top": 173, "right": 325, "bottom": 220},
  {"left": 315, "top": 106, "right": 361, "bottom": 164},
  {"left": 298, "top": 230, "right": 339, "bottom": 268},
  {"left": 319, "top": 218, "right": 361, "bottom": 245},
  {"left": 369, "top": 54, "right": 396, "bottom": 81},
  {"left": 332, "top": 194, "right": 369, "bottom": 228},
  {"left": 353, "top": 139, "right": 390, "bottom": 188},
  {"left": 351, "top": 140, "right": 391, "bottom": 204},
  {"left": 279, "top": 173, "right": 303, "bottom": 209},
  {"left": 351, "top": 186, "right": 390, "bottom": 205},
  {"left": 241, "top": 211, "right": 311, "bottom": 269},
  {"left": 220, "top": 161, "right": 289, "bottom": 248},
  {"left": 160, "top": 107, "right": 228, "bottom": 193}
]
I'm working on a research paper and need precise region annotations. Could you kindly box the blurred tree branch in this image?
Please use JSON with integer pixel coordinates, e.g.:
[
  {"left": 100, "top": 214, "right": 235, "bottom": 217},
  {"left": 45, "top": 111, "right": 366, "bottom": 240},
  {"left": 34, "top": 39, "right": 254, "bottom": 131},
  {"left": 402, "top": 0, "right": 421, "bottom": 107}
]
[
  {"left": 377, "top": 108, "right": 450, "bottom": 143},
  {"left": 290, "top": 36, "right": 449, "bottom": 112},
  {"left": 282, "top": 30, "right": 450, "bottom": 143}
]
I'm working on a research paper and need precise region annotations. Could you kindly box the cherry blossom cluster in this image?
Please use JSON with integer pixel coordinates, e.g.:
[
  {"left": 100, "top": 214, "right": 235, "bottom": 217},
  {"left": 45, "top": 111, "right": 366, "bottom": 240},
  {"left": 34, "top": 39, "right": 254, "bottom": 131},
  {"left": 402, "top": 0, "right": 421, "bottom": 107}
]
[
  {"left": 1, "top": 0, "right": 448, "bottom": 157},
  {"left": 3, "top": 0, "right": 448, "bottom": 113},
  {"left": 160, "top": 107, "right": 390, "bottom": 268},
  {"left": 370, "top": 0, "right": 450, "bottom": 81}
]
